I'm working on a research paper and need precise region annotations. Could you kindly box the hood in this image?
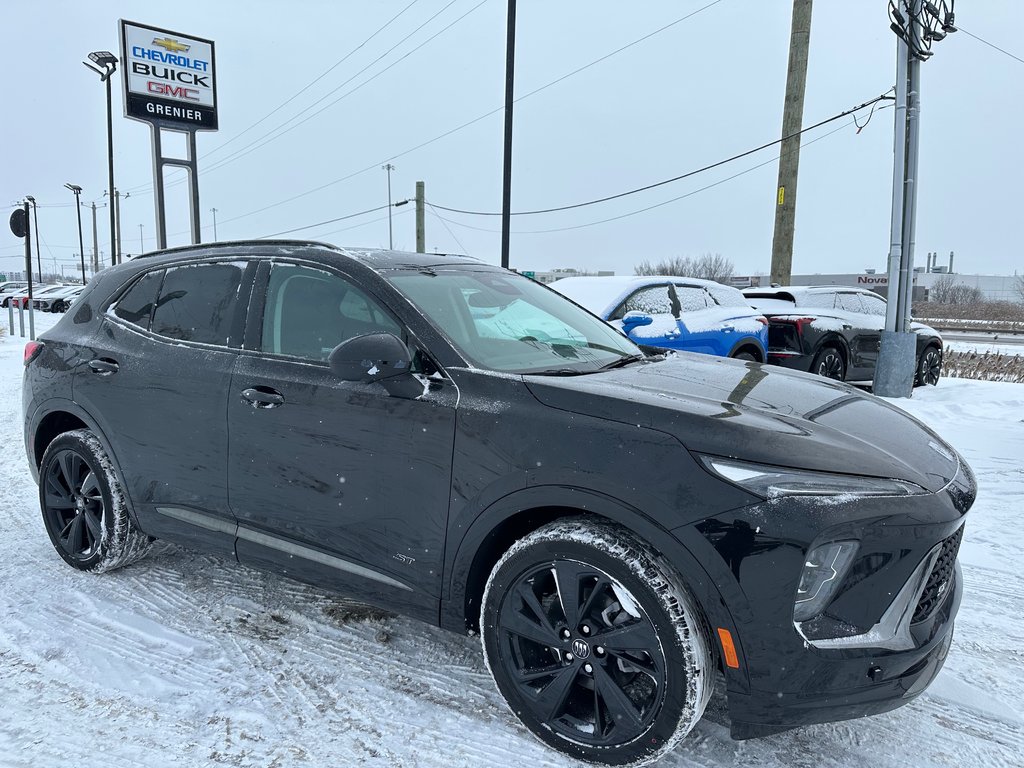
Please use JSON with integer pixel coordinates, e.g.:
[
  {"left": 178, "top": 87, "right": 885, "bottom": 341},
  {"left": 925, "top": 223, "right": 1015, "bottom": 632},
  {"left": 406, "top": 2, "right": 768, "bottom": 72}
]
[{"left": 524, "top": 354, "right": 959, "bottom": 493}]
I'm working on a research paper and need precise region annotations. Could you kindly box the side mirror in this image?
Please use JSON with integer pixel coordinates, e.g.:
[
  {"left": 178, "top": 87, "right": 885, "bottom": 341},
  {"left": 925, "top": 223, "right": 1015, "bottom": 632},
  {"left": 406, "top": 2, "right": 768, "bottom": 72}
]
[
  {"left": 328, "top": 333, "right": 425, "bottom": 399},
  {"left": 621, "top": 311, "right": 654, "bottom": 332}
]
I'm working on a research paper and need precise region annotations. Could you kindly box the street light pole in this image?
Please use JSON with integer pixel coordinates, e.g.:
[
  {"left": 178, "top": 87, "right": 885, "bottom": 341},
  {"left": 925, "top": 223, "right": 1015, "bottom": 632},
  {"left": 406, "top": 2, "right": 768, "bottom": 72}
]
[
  {"left": 84, "top": 51, "right": 118, "bottom": 267},
  {"left": 210, "top": 207, "right": 218, "bottom": 241},
  {"left": 500, "top": 0, "right": 518, "bottom": 270},
  {"left": 25, "top": 196, "right": 42, "bottom": 278},
  {"left": 382, "top": 164, "right": 395, "bottom": 249},
  {"left": 139, "top": 223, "right": 144, "bottom": 254},
  {"left": 65, "top": 183, "right": 87, "bottom": 284}
]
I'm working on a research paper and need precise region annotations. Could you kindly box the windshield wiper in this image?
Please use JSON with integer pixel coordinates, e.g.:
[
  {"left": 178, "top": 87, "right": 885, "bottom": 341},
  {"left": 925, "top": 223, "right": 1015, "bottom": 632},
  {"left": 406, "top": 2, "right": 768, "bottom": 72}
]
[
  {"left": 597, "top": 354, "right": 646, "bottom": 371},
  {"left": 527, "top": 368, "right": 588, "bottom": 376}
]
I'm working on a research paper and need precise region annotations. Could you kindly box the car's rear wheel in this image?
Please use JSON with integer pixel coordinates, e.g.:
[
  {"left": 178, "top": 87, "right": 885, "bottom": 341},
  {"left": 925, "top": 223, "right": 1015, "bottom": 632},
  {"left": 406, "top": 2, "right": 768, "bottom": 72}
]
[
  {"left": 731, "top": 349, "right": 758, "bottom": 362},
  {"left": 39, "top": 429, "right": 152, "bottom": 572},
  {"left": 811, "top": 345, "right": 845, "bottom": 381},
  {"left": 915, "top": 345, "right": 942, "bottom": 386},
  {"left": 481, "top": 519, "right": 713, "bottom": 766}
]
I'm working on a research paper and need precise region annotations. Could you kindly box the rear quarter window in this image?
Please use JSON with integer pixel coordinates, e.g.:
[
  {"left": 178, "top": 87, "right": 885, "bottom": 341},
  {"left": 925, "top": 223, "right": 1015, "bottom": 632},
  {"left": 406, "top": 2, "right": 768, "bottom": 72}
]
[
  {"left": 113, "top": 270, "right": 164, "bottom": 330},
  {"left": 150, "top": 263, "right": 245, "bottom": 346}
]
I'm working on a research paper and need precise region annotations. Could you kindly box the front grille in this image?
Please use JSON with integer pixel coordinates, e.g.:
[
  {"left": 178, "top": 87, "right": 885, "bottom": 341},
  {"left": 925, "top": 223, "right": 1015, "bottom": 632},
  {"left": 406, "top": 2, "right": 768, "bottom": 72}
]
[{"left": 912, "top": 527, "right": 964, "bottom": 623}]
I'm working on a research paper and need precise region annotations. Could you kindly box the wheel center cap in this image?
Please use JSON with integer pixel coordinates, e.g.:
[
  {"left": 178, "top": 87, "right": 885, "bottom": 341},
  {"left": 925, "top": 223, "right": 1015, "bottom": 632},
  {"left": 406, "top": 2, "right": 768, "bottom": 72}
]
[
  {"left": 571, "top": 638, "right": 591, "bottom": 659},
  {"left": 75, "top": 497, "right": 85, "bottom": 513}
]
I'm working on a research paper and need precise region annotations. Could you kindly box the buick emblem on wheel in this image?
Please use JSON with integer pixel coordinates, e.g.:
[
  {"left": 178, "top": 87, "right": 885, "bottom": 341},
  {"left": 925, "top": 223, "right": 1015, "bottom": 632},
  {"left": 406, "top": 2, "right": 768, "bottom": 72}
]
[{"left": 571, "top": 638, "right": 591, "bottom": 659}]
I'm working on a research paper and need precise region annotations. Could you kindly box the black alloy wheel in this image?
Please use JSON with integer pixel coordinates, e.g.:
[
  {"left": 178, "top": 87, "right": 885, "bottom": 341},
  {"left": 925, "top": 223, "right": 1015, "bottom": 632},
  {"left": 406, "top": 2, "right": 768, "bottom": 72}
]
[
  {"left": 43, "top": 448, "right": 105, "bottom": 563},
  {"left": 482, "top": 520, "right": 712, "bottom": 765},
  {"left": 812, "top": 346, "right": 845, "bottom": 381},
  {"left": 917, "top": 346, "right": 942, "bottom": 386},
  {"left": 39, "top": 430, "right": 152, "bottom": 572}
]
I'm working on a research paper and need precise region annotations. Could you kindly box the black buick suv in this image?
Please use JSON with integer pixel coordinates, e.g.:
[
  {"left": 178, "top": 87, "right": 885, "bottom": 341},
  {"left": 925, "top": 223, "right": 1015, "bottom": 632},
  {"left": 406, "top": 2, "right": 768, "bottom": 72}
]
[{"left": 23, "top": 242, "right": 974, "bottom": 765}]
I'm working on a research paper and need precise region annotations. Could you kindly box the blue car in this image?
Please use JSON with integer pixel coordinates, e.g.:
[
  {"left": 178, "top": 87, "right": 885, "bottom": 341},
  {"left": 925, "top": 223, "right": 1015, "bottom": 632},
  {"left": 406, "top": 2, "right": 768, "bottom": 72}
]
[{"left": 552, "top": 276, "right": 769, "bottom": 361}]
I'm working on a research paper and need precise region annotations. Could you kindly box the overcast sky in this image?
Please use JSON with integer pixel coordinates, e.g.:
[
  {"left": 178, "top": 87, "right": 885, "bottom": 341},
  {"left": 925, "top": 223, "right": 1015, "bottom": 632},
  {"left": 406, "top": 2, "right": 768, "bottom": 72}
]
[{"left": 2, "top": 0, "right": 1022, "bottom": 280}]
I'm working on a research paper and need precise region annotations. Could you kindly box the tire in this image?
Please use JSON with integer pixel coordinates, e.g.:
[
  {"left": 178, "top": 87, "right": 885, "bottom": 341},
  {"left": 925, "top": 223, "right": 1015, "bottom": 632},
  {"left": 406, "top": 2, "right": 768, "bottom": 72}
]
[
  {"left": 731, "top": 350, "right": 758, "bottom": 362},
  {"left": 915, "top": 345, "right": 942, "bottom": 387},
  {"left": 480, "top": 519, "right": 713, "bottom": 766},
  {"left": 38, "top": 429, "right": 152, "bottom": 572},
  {"left": 811, "top": 345, "right": 845, "bottom": 381}
]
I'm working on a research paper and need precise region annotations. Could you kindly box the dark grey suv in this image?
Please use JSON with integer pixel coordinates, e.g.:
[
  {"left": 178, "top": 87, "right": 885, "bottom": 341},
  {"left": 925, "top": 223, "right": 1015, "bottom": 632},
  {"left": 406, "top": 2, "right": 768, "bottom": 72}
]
[{"left": 24, "top": 242, "right": 974, "bottom": 765}]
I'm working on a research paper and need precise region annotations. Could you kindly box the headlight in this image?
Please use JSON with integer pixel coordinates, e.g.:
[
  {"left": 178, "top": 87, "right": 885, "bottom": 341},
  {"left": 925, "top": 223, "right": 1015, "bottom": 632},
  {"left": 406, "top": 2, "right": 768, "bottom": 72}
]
[
  {"left": 699, "top": 456, "right": 928, "bottom": 499},
  {"left": 793, "top": 541, "right": 859, "bottom": 622}
]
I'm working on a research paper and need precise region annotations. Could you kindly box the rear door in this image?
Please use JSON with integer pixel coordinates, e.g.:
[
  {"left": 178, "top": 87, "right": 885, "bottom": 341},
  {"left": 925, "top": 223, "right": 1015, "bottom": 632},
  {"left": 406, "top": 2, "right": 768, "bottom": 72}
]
[
  {"left": 835, "top": 291, "right": 882, "bottom": 377},
  {"left": 74, "top": 259, "right": 255, "bottom": 555},
  {"left": 226, "top": 261, "right": 458, "bottom": 621}
]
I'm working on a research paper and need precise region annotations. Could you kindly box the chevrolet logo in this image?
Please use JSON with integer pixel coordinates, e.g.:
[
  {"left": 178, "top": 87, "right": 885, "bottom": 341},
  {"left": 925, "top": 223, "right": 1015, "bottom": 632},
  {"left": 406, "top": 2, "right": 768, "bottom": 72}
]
[{"left": 153, "top": 38, "right": 190, "bottom": 53}]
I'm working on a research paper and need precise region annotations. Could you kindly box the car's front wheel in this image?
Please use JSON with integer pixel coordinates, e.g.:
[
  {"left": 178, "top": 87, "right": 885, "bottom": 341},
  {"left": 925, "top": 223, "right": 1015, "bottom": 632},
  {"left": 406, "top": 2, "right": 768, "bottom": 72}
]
[
  {"left": 915, "top": 345, "right": 942, "bottom": 386},
  {"left": 39, "top": 429, "right": 152, "bottom": 572},
  {"left": 481, "top": 519, "right": 713, "bottom": 766}
]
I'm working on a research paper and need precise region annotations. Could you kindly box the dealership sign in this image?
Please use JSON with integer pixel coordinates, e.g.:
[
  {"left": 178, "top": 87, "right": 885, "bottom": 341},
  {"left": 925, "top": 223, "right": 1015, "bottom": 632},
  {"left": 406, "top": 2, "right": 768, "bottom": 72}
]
[{"left": 120, "top": 20, "right": 218, "bottom": 131}]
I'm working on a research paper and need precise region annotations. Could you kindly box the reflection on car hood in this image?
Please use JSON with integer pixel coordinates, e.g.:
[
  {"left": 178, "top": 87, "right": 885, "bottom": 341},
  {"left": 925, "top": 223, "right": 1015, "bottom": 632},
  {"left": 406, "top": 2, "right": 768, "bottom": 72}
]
[{"left": 524, "top": 353, "right": 959, "bottom": 493}]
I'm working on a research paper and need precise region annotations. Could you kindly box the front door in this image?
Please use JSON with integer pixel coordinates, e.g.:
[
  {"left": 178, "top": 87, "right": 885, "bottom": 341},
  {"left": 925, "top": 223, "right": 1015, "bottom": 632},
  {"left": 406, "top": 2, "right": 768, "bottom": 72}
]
[{"left": 227, "top": 262, "right": 457, "bottom": 621}]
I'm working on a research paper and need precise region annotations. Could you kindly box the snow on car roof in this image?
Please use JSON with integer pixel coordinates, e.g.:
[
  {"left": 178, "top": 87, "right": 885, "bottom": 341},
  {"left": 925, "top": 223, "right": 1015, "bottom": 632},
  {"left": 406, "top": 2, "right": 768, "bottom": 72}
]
[{"left": 551, "top": 275, "right": 732, "bottom": 316}]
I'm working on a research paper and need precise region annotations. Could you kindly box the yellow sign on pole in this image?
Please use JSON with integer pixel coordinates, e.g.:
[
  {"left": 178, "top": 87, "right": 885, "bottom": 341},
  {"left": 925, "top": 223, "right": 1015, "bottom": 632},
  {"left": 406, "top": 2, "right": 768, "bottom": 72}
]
[{"left": 777, "top": 186, "right": 786, "bottom": 206}]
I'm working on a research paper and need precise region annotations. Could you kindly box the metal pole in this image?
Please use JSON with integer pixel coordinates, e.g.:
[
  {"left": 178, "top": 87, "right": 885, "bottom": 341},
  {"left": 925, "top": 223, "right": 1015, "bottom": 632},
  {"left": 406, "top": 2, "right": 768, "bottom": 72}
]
[
  {"left": 188, "top": 130, "right": 201, "bottom": 245},
  {"left": 105, "top": 74, "right": 116, "bottom": 267},
  {"left": 899, "top": 51, "right": 922, "bottom": 330},
  {"left": 499, "top": 0, "right": 517, "bottom": 270},
  {"left": 210, "top": 208, "right": 218, "bottom": 241},
  {"left": 415, "top": 181, "right": 426, "bottom": 253},
  {"left": 769, "top": 0, "right": 814, "bottom": 286},
  {"left": 382, "top": 164, "right": 395, "bottom": 249},
  {"left": 28, "top": 198, "right": 42, "bottom": 278},
  {"left": 70, "top": 188, "right": 87, "bottom": 284},
  {"left": 884, "top": 39, "right": 909, "bottom": 332},
  {"left": 23, "top": 203, "right": 34, "bottom": 341},
  {"left": 152, "top": 126, "right": 168, "bottom": 249},
  {"left": 90, "top": 201, "right": 99, "bottom": 273},
  {"left": 114, "top": 189, "right": 122, "bottom": 264},
  {"left": 139, "top": 223, "right": 144, "bottom": 253}
]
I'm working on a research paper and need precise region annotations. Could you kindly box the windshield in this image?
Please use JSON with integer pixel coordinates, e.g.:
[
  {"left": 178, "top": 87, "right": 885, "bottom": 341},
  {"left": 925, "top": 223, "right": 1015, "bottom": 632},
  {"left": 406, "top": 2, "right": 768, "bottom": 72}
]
[{"left": 388, "top": 269, "right": 641, "bottom": 374}]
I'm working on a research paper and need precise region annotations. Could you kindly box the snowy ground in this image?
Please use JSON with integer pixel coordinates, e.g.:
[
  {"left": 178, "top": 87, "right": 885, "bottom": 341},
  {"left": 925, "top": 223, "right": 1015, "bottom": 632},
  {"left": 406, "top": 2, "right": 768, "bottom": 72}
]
[{"left": 2, "top": 313, "right": 1023, "bottom": 768}]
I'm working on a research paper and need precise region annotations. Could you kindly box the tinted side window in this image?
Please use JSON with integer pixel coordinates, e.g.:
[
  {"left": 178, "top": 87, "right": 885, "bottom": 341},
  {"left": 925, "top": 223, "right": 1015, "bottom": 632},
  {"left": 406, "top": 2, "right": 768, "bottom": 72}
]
[
  {"left": 801, "top": 291, "right": 838, "bottom": 309},
  {"left": 261, "top": 263, "right": 401, "bottom": 362},
  {"left": 837, "top": 293, "right": 866, "bottom": 313},
  {"left": 113, "top": 270, "right": 164, "bottom": 330},
  {"left": 151, "top": 263, "right": 244, "bottom": 346}
]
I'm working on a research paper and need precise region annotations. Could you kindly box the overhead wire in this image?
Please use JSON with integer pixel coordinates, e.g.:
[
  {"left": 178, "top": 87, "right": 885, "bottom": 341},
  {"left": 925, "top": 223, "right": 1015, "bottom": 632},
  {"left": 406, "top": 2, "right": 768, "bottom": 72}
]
[
  {"left": 426, "top": 203, "right": 469, "bottom": 253},
  {"left": 957, "top": 27, "right": 1024, "bottom": 65},
  {"left": 429, "top": 92, "right": 893, "bottom": 217}
]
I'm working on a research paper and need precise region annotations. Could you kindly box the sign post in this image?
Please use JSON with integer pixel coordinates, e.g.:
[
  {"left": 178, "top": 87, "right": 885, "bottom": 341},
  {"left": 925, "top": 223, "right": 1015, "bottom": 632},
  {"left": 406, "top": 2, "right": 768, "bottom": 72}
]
[{"left": 120, "top": 20, "right": 218, "bottom": 249}]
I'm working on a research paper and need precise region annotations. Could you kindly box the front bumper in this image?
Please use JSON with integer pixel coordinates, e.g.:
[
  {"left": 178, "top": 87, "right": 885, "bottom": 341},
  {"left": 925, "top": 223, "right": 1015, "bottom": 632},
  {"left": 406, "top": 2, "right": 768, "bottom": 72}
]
[{"left": 677, "top": 454, "right": 974, "bottom": 739}]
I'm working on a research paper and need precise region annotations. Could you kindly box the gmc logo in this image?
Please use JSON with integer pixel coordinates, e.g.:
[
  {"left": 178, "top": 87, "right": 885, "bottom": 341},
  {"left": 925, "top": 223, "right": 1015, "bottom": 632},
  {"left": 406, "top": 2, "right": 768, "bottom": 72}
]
[{"left": 147, "top": 81, "right": 200, "bottom": 101}]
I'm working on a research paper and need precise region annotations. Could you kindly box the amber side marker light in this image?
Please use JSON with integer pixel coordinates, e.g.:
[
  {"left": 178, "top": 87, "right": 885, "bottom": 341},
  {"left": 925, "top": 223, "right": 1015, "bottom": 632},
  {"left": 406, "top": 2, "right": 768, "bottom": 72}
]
[{"left": 717, "top": 627, "right": 740, "bottom": 669}]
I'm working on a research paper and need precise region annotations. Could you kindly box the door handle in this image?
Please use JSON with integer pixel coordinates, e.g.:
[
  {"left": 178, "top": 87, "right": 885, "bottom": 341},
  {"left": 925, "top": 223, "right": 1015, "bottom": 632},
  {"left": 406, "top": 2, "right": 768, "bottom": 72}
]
[
  {"left": 241, "top": 387, "right": 285, "bottom": 408},
  {"left": 88, "top": 358, "right": 119, "bottom": 375}
]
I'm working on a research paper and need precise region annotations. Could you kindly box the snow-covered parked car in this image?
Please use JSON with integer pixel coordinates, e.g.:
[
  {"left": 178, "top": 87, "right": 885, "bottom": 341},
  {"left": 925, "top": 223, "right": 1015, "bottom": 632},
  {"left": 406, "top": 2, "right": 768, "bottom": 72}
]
[
  {"left": 743, "top": 285, "right": 943, "bottom": 386},
  {"left": 552, "top": 275, "right": 769, "bottom": 361}
]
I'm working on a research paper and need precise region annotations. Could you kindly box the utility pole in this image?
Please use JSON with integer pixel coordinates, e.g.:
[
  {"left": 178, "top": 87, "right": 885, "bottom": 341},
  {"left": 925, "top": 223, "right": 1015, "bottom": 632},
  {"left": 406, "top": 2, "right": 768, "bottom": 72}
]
[
  {"left": 769, "top": 0, "right": 813, "bottom": 286},
  {"left": 210, "top": 207, "right": 218, "bottom": 241},
  {"left": 382, "top": 164, "right": 396, "bottom": 249},
  {"left": 26, "top": 196, "right": 43, "bottom": 278},
  {"left": 90, "top": 201, "right": 99, "bottom": 273},
  {"left": 115, "top": 190, "right": 123, "bottom": 263},
  {"left": 65, "top": 183, "right": 87, "bottom": 284},
  {"left": 875, "top": 0, "right": 956, "bottom": 398},
  {"left": 139, "top": 223, "right": 144, "bottom": 254},
  {"left": 500, "top": 0, "right": 517, "bottom": 270},
  {"left": 415, "top": 181, "right": 426, "bottom": 253}
]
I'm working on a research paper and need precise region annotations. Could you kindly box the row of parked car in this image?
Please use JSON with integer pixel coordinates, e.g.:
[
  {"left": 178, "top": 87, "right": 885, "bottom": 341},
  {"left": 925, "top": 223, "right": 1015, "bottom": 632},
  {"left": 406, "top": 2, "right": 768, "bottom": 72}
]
[
  {"left": 551, "top": 275, "right": 943, "bottom": 387},
  {"left": 0, "top": 281, "right": 85, "bottom": 313}
]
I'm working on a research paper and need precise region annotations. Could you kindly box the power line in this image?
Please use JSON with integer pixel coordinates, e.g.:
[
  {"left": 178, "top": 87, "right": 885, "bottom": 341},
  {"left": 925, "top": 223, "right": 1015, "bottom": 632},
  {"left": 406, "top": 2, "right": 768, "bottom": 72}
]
[
  {"left": 958, "top": 27, "right": 1024, "bottom": 65},
  {"left": 426, "top": 203, "right": 469, "bottom": 253},
  {"left": 431, "top": 116, "right": 869, "bottom": 235},
  {"left": 256, "top": 201, "right": 410, "bottom": 239},
  {"left": 118, "top": 0, "right": 728, "bottom": 227},
  {"left": 430, "top": 92, "right": 892, "bottom": 217},
  {"left": 164, "top": 0, "right": 480, "bottom": 188}
]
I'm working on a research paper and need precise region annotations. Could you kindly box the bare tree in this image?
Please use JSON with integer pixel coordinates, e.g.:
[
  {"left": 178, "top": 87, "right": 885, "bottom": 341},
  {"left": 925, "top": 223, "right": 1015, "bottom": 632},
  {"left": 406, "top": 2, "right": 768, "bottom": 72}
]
[
  {"left": 930, "top": 274, "right": 984, "bottom": 305},
  {"left": 1015, "top": 275, "right": 1024, "bottom": 303},
  {"left": 635, "top": 253, "right": 734, "bottom": 284}
]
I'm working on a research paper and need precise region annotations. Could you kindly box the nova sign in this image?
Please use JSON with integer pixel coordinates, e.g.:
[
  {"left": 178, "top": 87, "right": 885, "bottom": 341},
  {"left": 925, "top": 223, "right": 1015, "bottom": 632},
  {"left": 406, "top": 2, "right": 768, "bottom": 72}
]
[{"left": 120, "top": 20, "right": 218, "bottom": 131}]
